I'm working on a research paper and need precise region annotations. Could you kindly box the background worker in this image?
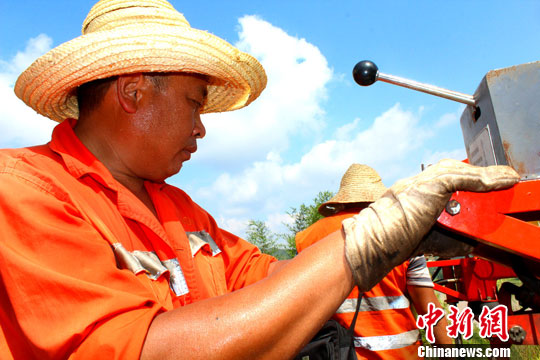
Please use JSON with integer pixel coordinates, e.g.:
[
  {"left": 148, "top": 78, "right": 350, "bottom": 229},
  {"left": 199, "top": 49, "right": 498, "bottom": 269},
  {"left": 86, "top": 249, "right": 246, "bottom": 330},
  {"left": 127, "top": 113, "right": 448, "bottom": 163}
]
[
  {"left": 0, "top": 0, "right": 518, "bottom": 359},
  {"left": 297, "top": 164, "right": 453, "bottom": 359}
]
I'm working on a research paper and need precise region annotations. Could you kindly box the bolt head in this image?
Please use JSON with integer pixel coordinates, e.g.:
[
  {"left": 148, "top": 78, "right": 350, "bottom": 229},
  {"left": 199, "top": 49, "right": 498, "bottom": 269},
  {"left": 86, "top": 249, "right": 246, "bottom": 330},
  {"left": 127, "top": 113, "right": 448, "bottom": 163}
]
[
  {"left": 445, "top": 200, "right": 461, "bottom": 216},
  {"left": 509, "top": 325, "right": 526, "bottom": 343}
]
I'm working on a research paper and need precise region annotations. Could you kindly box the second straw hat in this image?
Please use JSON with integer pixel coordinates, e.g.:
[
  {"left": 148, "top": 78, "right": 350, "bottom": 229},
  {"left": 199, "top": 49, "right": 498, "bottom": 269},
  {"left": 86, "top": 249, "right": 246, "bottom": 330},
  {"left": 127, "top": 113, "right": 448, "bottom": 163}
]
[{"left": 319, "top": 164, "right": 387, "bottom": 217}]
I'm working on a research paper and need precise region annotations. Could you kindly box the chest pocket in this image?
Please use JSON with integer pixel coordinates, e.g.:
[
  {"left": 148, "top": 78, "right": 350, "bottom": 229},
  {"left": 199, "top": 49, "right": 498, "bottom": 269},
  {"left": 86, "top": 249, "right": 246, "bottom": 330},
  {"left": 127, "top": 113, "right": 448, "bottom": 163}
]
[{"left": 187, "top": 231, "right": 227, "bottom": 297}]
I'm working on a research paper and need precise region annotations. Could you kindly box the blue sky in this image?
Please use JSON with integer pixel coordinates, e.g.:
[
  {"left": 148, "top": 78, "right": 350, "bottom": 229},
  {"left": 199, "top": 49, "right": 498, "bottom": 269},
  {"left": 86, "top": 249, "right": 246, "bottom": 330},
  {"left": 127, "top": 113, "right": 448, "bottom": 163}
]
[{"left": 1, "top": 0, "right": 539, "bottom": 238}]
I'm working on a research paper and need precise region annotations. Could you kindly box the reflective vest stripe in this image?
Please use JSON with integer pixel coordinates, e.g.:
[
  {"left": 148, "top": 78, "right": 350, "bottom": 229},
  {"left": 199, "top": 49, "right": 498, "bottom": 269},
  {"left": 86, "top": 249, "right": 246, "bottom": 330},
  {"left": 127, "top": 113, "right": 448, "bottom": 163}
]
[
  {"left": 336, "top": 295, "right": 410, "bottom": 313},
  {"left": 353, "top": 329, "right": 420, "bottom": 351}
]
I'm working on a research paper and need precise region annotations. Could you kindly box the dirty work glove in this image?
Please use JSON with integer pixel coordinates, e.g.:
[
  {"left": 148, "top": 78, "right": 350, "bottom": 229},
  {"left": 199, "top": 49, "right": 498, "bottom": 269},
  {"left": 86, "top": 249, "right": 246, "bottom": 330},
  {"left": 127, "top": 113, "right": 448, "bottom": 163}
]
[
  {"left": 413, "top": 225, "right": 476, "bottom": 258},
  {"left": 341, "top": 159, "right": 519, "bottom": 291}
]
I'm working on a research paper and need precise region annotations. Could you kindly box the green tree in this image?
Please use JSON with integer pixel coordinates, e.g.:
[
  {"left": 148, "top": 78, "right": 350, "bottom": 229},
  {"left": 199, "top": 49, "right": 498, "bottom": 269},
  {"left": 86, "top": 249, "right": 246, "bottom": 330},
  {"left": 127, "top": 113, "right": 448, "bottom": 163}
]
[
  {"left": 245, "top": 191, "right": 334, "bottom": 260},
  {"left": 245, "top": 219, "right": 284, "bottom": 259},
  {"left": 282, "top": 191, "right": 334, "bottom": 258}
]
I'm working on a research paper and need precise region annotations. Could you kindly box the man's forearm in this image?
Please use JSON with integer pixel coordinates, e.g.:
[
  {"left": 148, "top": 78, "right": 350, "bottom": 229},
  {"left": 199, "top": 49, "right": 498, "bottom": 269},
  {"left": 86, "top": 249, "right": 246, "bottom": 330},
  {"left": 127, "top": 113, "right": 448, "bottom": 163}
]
[
  {"left": 141, "top": 230, "right": 354, "bottom": 360},
  {"left": 266, "top": 259, "right": 291, "bottom": 276}
]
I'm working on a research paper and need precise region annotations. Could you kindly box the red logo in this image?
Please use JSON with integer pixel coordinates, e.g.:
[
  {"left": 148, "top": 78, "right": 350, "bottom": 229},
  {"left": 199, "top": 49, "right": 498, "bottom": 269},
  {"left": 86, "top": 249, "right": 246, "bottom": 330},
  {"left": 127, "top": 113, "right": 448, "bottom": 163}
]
[
  {"left": 447, "top": 305, "right": 474, "bottom": 339},
  {"left": 416, "top": 302, "right": 445, "bottom": 343},
  {"left": 417, "top": 303, "right": 510, "bottom": 343},
  {"left": 479, "top": 304, "right": 509, "bottom": 342}
]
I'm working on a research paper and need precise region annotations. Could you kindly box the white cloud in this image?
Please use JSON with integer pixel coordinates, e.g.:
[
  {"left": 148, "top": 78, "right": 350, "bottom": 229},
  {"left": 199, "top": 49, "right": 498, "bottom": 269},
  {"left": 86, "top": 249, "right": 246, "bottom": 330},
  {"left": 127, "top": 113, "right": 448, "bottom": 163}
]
[
  {"left": 333, "top": 118, "right": 362, "bottom": 141},
  {"left": 195, "top": 15, "right": 333, "bottom": 171},
  {"left": 266, "top": 212, "right": 294, "bottom": 234},
  {"left": 215, "top": 215, "right": 251, "bottom": 238},
  {"left": 435, "top": 106, "right": 464, "bottom": 128},
  {"left": 0, "top": 34, "right": 55, "bottom": 148},
  {"left": 421, "top": 149, "right": 467, "bottom": 167},
  {"left": 196, "top": 104, "right": 449, "bottom": 230},
  {"left": 0, "top": 34, "right": 52, "bottom": 84},
  {"left": 0, "top": 26, "right": 466, "bottom": 243}
]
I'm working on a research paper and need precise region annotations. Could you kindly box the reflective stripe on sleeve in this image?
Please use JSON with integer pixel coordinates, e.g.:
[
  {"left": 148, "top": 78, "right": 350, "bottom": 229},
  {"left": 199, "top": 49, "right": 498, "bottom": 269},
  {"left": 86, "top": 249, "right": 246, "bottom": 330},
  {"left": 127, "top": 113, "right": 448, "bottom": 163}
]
[
  {"left": 354, "top": 329, "right": 420, "bottom": 351},
  {"left": 406, "top": 255, "right": 434, "bottom": 287},
  {"left": 336, "top": 295, "right": 410, "bottom": 313}
]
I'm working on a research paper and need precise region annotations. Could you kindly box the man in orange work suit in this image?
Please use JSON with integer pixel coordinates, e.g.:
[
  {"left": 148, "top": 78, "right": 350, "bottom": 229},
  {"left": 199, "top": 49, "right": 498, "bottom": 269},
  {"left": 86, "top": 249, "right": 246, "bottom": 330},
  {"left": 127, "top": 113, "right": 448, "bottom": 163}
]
[
  {"left": 297, "top": 164, "right": 453, "bottom": 359},
  {"left": 0, "top": 0, "right": 519, "bottom": 358}
]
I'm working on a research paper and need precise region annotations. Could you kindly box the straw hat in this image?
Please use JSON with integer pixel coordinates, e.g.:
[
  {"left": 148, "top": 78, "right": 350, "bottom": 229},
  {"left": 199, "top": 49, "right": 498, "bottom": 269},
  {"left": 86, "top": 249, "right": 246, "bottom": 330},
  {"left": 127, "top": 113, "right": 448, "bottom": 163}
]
[
  {"left": 14, "top": 0, "right": 267, "bottom": 122},
  {"left": 319, "top": 164, "right": 387, "bottom": 217}
]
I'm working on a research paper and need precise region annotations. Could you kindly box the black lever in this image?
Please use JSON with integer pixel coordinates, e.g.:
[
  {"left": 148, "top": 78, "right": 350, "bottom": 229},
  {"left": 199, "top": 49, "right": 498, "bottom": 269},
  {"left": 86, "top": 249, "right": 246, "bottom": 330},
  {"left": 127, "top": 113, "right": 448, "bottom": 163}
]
[{"left": 352, "top": 60, "right": 475, "bottom": 106}]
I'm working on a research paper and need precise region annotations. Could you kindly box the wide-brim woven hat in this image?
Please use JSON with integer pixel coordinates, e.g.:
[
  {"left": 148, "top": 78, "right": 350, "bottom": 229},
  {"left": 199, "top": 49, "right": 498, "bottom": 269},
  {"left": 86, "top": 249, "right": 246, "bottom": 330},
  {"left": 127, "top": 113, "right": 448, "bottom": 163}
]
[
  {"left": 319, "top": 164, "right": 387, "bottom": 217},
  {"left": 14, "top": 0, "right": 267, "bottom": 122}
]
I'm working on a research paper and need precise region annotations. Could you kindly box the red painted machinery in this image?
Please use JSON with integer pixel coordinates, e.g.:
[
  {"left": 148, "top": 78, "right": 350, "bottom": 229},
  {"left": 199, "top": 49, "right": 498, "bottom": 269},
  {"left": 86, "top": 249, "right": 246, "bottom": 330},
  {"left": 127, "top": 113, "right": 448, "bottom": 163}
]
[{"left": 353, "top": 60, "right": 540, "bottom": 345}]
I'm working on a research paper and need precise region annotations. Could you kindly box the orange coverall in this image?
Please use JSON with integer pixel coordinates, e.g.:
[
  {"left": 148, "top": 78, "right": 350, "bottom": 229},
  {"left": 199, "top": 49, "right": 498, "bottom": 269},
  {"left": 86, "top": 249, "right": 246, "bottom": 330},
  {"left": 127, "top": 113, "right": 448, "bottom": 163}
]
[{"left": 0, "top": 120, "right": 275, "bottom": 359}]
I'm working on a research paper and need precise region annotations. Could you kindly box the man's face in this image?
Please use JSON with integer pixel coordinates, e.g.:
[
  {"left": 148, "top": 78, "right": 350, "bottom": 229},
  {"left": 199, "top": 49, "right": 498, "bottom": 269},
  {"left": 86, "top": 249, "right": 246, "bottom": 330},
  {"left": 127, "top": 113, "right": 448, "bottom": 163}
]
[{"left": 119, "top": 73, "right": 208, "bottom": 182}]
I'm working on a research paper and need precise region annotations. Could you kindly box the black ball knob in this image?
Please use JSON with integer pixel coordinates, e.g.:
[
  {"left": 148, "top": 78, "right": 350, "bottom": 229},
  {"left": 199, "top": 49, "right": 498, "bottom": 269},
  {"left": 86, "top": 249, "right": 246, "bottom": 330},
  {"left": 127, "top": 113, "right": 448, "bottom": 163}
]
[{"left": 353, "top": 60, "right": 379, "bottom": 86}]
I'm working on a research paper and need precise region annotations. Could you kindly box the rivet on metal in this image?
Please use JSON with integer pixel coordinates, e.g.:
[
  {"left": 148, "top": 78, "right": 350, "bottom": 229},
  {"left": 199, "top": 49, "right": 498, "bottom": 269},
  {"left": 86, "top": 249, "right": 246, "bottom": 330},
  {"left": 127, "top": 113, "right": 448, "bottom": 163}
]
[
  {"left": 509, "top": 325, "right": 526, "bottom": 343},
  {"left": 446, "top": 200, "right": 461, "bottom": 216}
]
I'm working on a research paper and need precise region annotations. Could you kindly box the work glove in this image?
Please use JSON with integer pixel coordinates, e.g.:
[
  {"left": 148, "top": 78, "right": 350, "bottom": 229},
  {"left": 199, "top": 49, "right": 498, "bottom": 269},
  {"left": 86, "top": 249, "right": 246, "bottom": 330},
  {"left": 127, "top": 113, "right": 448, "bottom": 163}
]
[
  {"left": 342, "top": 159, "right": 519, "bottom": 291},
  {"left": 413, "top": 225, "right": 476, "bottom": 258}
]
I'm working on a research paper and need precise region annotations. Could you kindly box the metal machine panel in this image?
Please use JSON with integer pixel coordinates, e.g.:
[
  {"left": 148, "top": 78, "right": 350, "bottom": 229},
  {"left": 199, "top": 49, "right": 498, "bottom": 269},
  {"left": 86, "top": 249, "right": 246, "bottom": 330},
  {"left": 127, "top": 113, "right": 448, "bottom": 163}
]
[{"left": 461, "top": 61, "right": 540, "bottom": 180}]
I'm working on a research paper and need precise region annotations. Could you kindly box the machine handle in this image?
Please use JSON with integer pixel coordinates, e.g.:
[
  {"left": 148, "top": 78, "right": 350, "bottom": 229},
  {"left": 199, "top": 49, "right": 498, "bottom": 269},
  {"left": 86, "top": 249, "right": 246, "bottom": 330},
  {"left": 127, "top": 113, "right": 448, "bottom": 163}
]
[{"left": 353, "top": 60, "right": 476, "bottom": 106}]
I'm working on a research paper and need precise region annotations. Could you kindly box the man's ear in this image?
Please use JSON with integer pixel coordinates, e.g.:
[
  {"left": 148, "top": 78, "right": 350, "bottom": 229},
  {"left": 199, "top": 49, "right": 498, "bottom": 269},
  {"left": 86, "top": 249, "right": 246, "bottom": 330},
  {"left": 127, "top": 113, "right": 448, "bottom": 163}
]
[{"left": 116, "top": 74, "right": 147, "bottom": 114}]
